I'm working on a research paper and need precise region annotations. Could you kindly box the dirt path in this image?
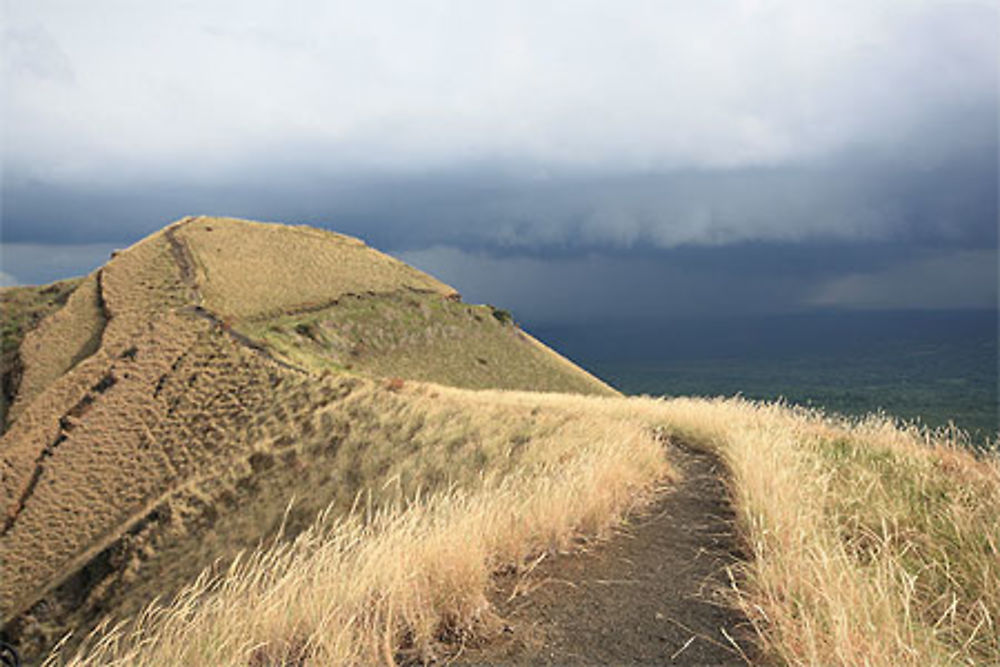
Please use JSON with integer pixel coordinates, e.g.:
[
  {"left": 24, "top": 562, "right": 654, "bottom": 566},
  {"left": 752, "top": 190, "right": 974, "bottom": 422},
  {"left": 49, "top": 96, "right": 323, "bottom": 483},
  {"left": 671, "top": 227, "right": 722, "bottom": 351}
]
[{"left": 455, "top": 441, "right": 756, "bottom": 665}]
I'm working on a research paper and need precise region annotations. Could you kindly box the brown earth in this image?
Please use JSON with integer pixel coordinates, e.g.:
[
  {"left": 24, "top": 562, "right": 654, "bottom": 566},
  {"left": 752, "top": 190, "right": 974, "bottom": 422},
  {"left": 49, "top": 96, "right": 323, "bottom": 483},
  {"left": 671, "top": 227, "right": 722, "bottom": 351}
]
[{"left": 453, "top": 440, "right": 757, "bottom": 666}]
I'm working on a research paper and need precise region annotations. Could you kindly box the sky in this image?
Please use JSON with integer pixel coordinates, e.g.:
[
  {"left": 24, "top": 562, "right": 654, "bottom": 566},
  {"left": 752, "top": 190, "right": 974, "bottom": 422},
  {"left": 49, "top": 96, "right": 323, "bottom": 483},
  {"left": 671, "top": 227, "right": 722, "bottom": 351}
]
[{"left": 2, "top": 0, "right": 997, "bottom": 327}]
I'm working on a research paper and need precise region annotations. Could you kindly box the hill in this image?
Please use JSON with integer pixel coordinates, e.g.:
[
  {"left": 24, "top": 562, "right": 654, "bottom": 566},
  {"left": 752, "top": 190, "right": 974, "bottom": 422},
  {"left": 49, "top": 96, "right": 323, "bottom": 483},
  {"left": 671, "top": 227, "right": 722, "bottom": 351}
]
[
  {"left": 2, "top": 216, "right": 997, "bottom": 666},
  {"left": 0, "top": 216, "right": 617, "bottom": 657}
]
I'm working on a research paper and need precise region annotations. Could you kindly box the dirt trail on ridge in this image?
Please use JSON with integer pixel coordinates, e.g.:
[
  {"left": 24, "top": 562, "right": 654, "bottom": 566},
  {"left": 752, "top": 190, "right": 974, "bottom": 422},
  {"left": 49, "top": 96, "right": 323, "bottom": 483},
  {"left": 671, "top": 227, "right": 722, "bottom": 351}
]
[{"left": 456, "top": 441, "right": 757, "bottom": 665}]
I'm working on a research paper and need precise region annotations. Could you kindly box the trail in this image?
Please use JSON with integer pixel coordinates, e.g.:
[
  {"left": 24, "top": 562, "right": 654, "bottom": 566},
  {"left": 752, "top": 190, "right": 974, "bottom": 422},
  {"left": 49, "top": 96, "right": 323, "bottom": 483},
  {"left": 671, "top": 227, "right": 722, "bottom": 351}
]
[
  {"left": 164, "top": 220, "right": 309, "bottom": 375},
  {"left": 456, "top": 441, "right": 756, "bottom": 665}
]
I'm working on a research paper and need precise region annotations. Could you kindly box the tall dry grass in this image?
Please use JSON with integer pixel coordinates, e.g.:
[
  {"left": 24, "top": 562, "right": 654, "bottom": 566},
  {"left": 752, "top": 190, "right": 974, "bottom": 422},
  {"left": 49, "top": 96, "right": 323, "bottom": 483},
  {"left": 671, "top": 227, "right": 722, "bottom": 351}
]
[
  {"left": 656, "top": 397, "right": 1000, "bottom": 665},
  {"left": 48, "top": 393, "right": 668, "bottom": 666},
  {"left": 45, "top": 388, "right": 1000, "bottom": 666}
]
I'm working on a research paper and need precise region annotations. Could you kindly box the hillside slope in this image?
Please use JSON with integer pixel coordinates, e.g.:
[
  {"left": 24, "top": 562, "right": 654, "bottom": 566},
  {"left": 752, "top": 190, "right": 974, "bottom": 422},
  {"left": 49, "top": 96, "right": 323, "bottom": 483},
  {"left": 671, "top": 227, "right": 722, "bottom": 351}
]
[
  {"left": 0, "top": 216, "right": 615, "bottom": 657},
  {"left": 172, "top": 217, "right": 610, "bottom": 394},
  {"left": 0, "top": 278, "right": 84, "bottom": 432}
]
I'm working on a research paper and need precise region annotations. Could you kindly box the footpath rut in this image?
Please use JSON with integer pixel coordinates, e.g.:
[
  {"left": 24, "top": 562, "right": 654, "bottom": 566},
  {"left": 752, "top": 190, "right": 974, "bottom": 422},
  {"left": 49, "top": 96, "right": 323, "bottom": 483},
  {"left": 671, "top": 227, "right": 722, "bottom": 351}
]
[
  {"left": 164, "top": 220, "right": 308, "bottom": 375},
  {"left": 456, "top": 441, "right": 757, "bottom": 665}
]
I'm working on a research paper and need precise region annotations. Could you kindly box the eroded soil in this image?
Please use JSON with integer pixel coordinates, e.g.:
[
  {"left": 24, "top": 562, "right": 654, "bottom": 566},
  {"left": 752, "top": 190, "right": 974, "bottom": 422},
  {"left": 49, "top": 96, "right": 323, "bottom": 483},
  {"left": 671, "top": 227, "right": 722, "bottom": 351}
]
[{"left": 455, "top": 441, "right": 757, "bottom": 665}]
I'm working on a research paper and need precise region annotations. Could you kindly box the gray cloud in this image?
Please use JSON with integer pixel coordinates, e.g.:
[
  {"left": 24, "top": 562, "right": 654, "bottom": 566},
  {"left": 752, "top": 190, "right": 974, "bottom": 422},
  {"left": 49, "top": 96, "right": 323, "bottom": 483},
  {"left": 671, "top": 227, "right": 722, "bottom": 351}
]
[
  {"left": 809, "top": 249, "right": 998, "bottom": 310},
  {"left": 4, "top": 1, "right": 996, "bottom": 182},
  {"left": 3, "top": 147, "right": 995, "bottom": 251},
  {"left": 395, "top": 246, "right": 794, "bottom": 324},
  {"left": 398, "top": 244, "right": 997, "bottom": 325}
]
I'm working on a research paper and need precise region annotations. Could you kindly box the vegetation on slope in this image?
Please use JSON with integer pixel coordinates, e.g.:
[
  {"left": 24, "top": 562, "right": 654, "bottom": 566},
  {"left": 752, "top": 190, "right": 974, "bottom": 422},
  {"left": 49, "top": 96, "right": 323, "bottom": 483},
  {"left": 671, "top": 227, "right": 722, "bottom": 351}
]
[
  {"left": 659, "top": 399, "right": 1000, "bottom": 665},
  {"left": 6, "top": 274, "right": 107, "bottom": 426},
  {"left": 1, "top": 228, "right": 223, "bottom": 648},
  {"left": 47, "top": 392, "right": 1000, "bottom": 666},
  {"left": 171, "top": 217, "right": 613, "bottom": 395},
  {"left": 0, "top": 216, "right": 614, "bottom": 658},
  {"left": 173, "top": 217, "right": 456, "bottom": 320},
  {"left": 0, "top": 278, "right": 84, "bottom": 430},
  {"left": 0, "top": 279, "right": 83, "bottom": 356},
  {"left": 49, "top": 386, "right": 670, "bottom": 666},
  {"left": 241, "top": 291, "right": 612, "bottom": 395}
]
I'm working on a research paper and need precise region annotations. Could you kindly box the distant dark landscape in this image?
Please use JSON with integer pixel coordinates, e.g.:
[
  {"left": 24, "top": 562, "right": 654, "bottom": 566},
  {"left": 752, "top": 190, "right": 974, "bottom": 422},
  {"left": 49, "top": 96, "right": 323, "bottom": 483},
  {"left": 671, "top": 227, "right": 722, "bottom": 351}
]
[{"left": 531, "top": 309, "right": 998, "bottom": 446}]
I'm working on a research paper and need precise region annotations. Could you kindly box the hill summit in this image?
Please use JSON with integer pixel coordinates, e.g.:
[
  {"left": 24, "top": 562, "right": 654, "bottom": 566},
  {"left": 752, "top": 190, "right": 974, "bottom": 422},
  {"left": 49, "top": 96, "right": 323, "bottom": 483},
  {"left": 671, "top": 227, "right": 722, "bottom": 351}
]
[{"left": 0, "top": 216, "right": 614, "bottom": 654}]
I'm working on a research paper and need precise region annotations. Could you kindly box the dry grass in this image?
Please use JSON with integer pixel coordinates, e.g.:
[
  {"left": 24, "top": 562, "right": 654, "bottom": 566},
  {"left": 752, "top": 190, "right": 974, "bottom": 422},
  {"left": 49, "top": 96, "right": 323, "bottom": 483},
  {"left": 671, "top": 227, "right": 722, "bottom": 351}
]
[
  {"left": 47, "top": 389, "right": 669, "bottom": 666},
  {"left": 0, "top": 217, "right": 610, "bottom": 652},
  {"left": 47, "top": 392, "right": 1000, "bottom": 666},
  {"left": 6, "top": 217, "right": 996, "bottom": 664},
  {"left": 6, "top": 274, "right": 106, "bottom": 424},
  {"left": 0, "top": 227, "right": 208, "bottom": 625},
  {"left": 1, "top": 276, "right": 86, "bottom": 430},
  {"left": 655, "top": 397, "right": 1000, "bottom": 666},
  {"left": 0, "top": 278, "right": 84, "bottom": 356},
  {"left": 175, "top": 217, "right": 456, "bottom": 321}
]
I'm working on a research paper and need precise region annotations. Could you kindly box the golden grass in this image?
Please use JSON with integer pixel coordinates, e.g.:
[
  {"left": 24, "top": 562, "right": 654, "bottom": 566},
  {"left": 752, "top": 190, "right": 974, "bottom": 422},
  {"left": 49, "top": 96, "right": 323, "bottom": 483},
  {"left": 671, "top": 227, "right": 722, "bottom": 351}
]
[
  {"left": 47, "top": 392, "right": 1000, "bottom": 666},
  {"left": 175, "top": 217, "right": 456, "bottom": 321},
  {"left": 1, "top": 226, "right": 222, "bottom": 625},
  {"left": 655, "top": 397, "right": 1000, "bottom": 665},
  {"left": 6, "top": 217, "right": 995, "bottom": 664},
  {"left": 1, "top": 276, "right": 87, "bottom": 431},
  {"left": 48, "top": 389, "right": 670, "bottom": 666},
  {"left": 0, "top": 217, "right": 609, "bottom": 650},
  {"left": 7, "top": 273, "right": 105, "bottom": 424}
]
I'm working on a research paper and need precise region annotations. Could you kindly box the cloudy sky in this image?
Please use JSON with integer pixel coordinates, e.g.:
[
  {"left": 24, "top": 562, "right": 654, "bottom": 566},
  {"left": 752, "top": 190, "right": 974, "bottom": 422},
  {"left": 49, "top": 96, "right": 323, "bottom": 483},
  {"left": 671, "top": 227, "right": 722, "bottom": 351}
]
[{"left": 2, "top": 0, "right": 996, "bottom": 325}]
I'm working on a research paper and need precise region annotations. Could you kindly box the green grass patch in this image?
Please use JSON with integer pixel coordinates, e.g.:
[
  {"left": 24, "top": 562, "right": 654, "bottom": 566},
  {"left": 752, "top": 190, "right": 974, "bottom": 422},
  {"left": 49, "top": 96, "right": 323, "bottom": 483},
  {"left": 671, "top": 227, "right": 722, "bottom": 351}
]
[{"left": 236, "top": 291, "right": 612, "bottom": 396}]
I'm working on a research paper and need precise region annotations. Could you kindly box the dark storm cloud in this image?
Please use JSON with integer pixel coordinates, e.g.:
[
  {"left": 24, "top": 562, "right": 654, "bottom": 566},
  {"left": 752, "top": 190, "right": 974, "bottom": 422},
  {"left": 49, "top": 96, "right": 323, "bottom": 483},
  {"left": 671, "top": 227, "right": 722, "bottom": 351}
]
[
  {"left": 396, "top": 245, "right": 997, "bottom": 324},
  {"left": 3, "top": 141, "right": 996, "bottom": 316},
  {"left": 3, "top": 142, "right": 994, "bottom": 251}
]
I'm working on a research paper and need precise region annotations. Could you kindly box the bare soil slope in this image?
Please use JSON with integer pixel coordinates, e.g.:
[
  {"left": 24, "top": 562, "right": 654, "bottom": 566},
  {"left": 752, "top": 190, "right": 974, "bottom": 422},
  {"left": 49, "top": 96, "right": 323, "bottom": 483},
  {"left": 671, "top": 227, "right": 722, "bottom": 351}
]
[{"left": 0, "top": 216, "right": 616, "bottom": 659}]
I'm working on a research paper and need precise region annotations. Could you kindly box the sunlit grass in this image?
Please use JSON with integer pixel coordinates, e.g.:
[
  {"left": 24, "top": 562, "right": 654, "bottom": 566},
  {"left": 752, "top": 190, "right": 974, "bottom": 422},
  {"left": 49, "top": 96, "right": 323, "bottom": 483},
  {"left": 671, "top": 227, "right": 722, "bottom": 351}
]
[
  {"left": 657, "top": 398, "right": 1000, "bottom": 665},
  {"left": 48, "top": 396, "right": 668, "bottom": 666},
  {"left": 46, "top": 388, "right": 1000, "bottom": 666}
]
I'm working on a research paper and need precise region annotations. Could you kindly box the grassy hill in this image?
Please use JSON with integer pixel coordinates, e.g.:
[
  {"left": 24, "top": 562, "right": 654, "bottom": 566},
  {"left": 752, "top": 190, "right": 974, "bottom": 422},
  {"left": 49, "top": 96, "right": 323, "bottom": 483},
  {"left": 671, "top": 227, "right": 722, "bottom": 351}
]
[
  {"left": 174, "top": 218, "right": 610, "bottom": 393},
  {"left": 0, "top": 216, "right": 615, "bottom": 658},
  {"left": 1, "top": 216, "right": 997, "bottom": 665}
]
